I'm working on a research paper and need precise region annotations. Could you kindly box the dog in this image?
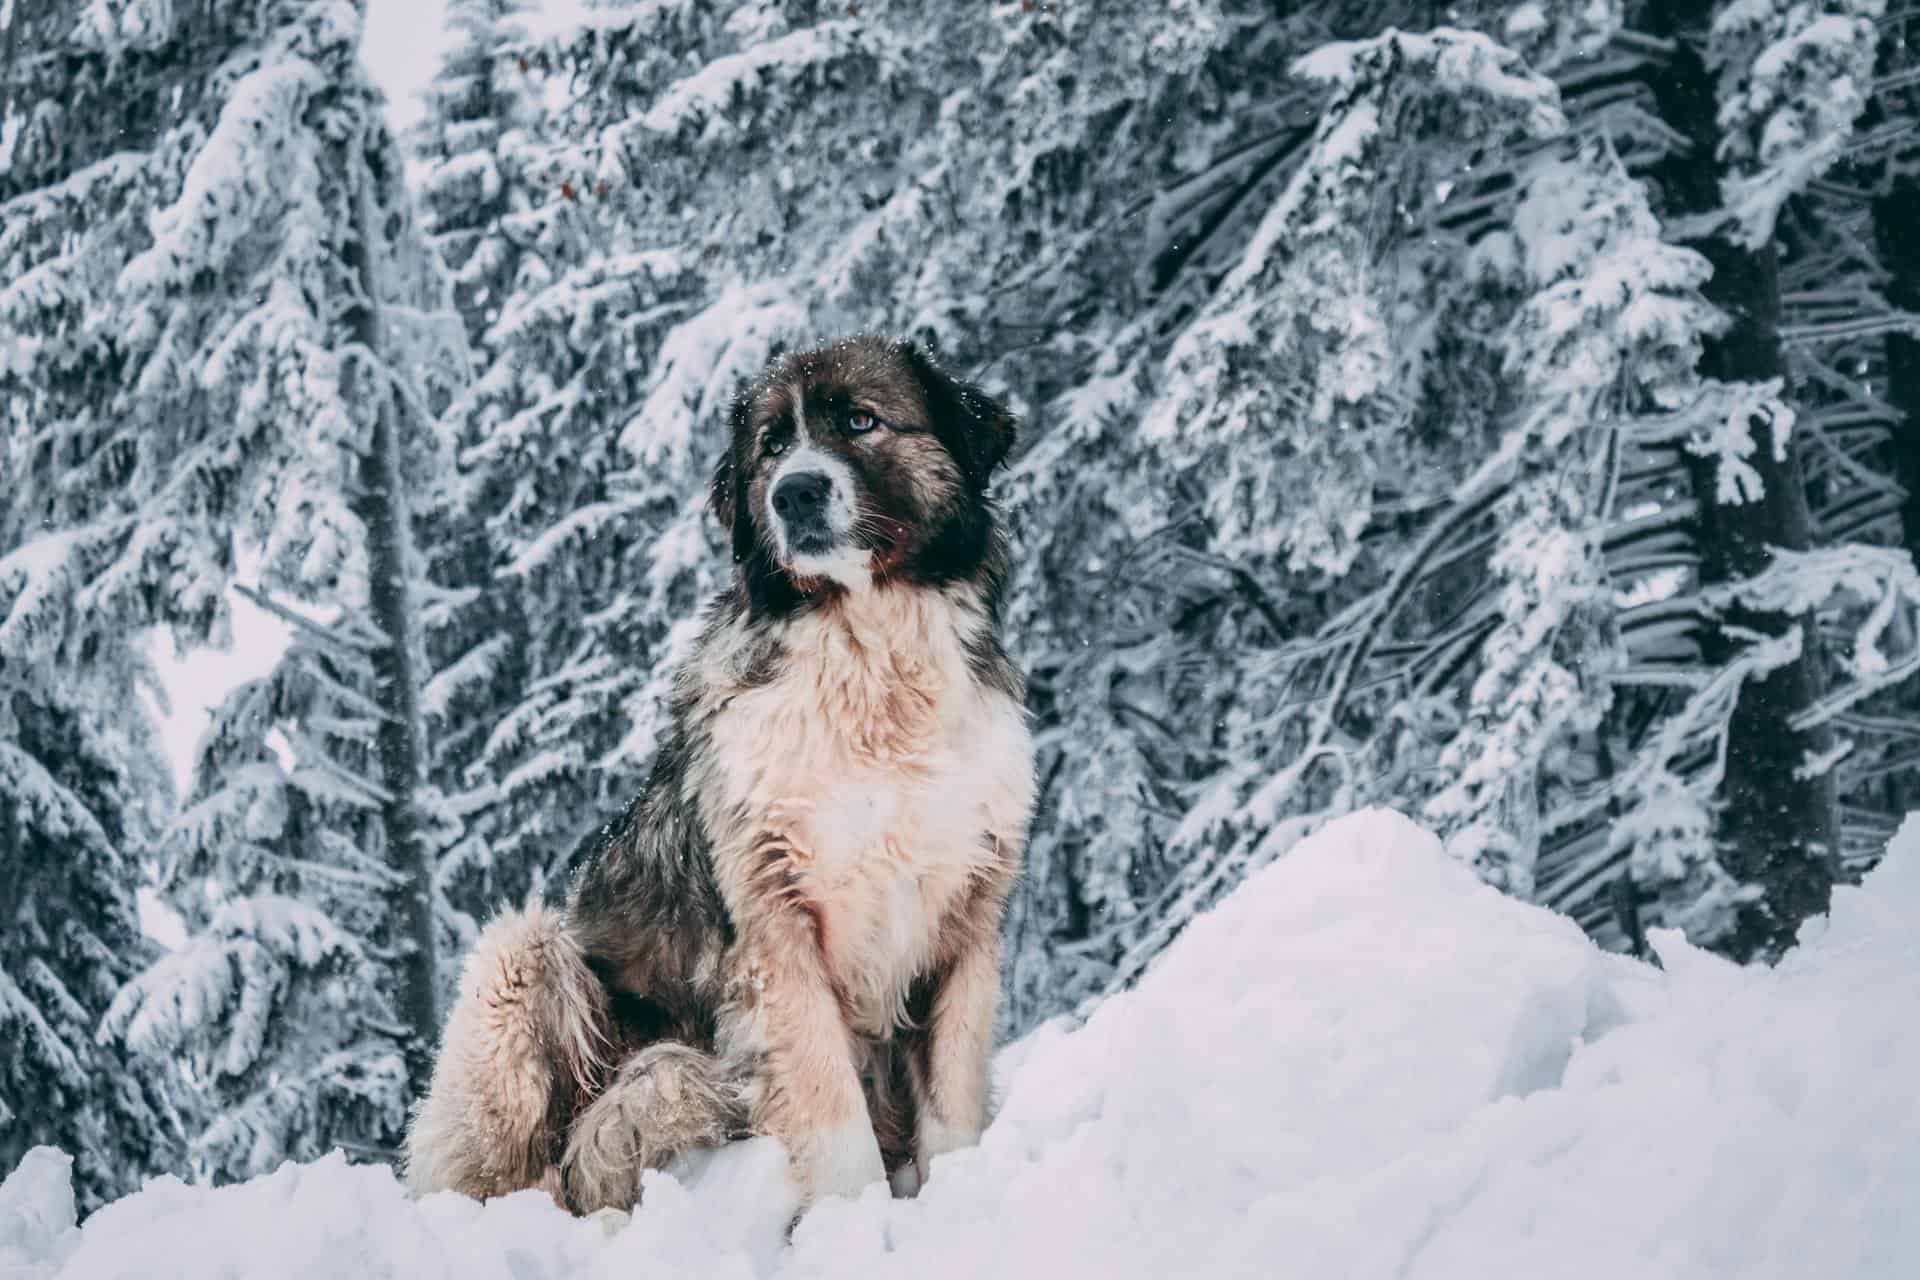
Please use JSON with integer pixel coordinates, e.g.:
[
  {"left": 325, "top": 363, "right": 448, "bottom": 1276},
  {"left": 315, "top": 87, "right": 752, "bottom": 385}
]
[{"left": 404, "top": 336, "right": 1035, "bottom": 1213}]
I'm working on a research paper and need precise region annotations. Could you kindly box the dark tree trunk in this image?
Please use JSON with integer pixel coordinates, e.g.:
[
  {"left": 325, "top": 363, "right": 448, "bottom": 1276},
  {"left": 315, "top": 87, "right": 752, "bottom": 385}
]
[
  {"left": 1644, "top": 10, "right": 1840, "bottom": 960},
  {"left": 1873, "top": 174, "right": 1920, "bottom": 818},
  {"left": 344, "top": 161, "right": 440, "bottom": 1099},
  {"left": 1876, "top": 175, "right": 1920, "bottom": 583}
]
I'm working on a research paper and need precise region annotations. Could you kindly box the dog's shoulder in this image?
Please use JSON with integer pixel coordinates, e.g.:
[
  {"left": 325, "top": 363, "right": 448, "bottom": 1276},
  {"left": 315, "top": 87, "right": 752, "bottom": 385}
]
[
  {"left": 677, "top": 585, "right": 787, "bottom": 709},
  {"left": 560, "top": 601, "right": 757, "bottom": 1000},
  {"left": 562, "top": 592, "right": 756, "bottom": 897}
]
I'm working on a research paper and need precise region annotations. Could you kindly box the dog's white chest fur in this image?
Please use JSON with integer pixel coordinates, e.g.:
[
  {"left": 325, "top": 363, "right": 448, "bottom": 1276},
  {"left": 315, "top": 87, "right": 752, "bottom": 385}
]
[{"left": 704, "top": 586, "right": 1032, "bottom": 1034}]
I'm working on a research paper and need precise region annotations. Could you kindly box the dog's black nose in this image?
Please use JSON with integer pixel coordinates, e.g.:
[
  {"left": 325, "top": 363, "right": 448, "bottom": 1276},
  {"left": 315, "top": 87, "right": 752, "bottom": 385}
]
[{"left": 772, "top": 471, "right": 832, "bottom": 523}]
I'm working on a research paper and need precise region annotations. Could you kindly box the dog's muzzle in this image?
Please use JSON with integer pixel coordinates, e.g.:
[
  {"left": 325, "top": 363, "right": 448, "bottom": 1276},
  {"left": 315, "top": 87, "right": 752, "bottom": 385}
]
[{"left": 772, "top": 470, "right": 836, "bottom": 554}]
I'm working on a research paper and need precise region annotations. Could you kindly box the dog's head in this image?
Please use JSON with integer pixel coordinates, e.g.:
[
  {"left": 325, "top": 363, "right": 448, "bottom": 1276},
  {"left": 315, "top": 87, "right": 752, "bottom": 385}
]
[{"left": 709, "top": 337, "right": 1016, "bottom": 612}]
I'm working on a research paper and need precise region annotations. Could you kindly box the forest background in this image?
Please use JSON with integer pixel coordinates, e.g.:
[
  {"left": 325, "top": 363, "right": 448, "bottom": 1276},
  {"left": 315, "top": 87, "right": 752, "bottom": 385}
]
[{"left": 3, "top": 0, "right": 1918, "bottom": 1208}]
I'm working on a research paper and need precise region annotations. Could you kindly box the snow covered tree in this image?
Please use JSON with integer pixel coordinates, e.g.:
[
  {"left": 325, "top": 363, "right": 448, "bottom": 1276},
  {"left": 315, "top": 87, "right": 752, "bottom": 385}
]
[
  {"left": 5, "top": 0, "right": 463, "bottom": 1180},
  {"left": 0, "top": 691, "right": 187, "bottom": 1210},
  {"left": 409, "top": 0, "right": 534, "bottom": 348},
  {"left": 1008, "top": 0, "right": 1914, "bottom": 983},
  {"left": 1631, "top": 0, "right": 1878, "bottom": 957},
  {"left": 102, "top": 619, "right": 419, "bottom": 1178},
  {"left": 1417, "top": 140, "right": 1715, "bottom": 907},
  {"left": 1, "top": 0, "right": 216, "bottom": 1206},
  {"left": 1761, "top": 9, "right": 1920, "bottom": 873},
  {"left": 406, "top": 4, "right": 833, "bottom": 917},
  {"left": 1872, "top": 168, "right": 1920, "bottom": 815},
  {"left": 1048, "top": 25, "right": 1579, "bottom": 992}
]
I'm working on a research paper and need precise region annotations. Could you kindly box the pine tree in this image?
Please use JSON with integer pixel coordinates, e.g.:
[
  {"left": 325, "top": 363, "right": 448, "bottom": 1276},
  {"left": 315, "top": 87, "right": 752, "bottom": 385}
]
[
  {"left": 409, "top": 0, "right": 541, "bottom": 361},
  {"left": 4, "top": 0, "right": 460, "bottom": 1180},
  {"left": 1863, "top": 14, "right": 1920, "bottom": 824},
  {"left": 1884, "top": 177, "right": 1920, "bottom": 559},
  {"left": 1421, "top": 140, "right": 1719, "bottom": 907},
  {"left": 102, "top": 623, "right": 420, "bottom": 1178},
  {"left": 1761, "top": 7, "right": 1920, "bottom": 870},
  {"left": 1619, "top": 0, "right": 1920, "bottom": 957},
  {"left": 0, "top": 693, "right": 186, "bottom": 1209},
  {"left": 409, "top": 3, "right": 802, "bottom": 908},
  {"left": 0, "top": 0, "right": 223, "bottom": 1206}
]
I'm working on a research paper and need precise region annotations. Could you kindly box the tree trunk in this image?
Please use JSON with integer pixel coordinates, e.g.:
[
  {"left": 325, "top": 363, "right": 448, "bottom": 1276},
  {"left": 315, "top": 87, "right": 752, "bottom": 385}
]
[
  {"left": 1873, "top": 173, "right": 1920, "bottom": 818},
  {"left": 1875, "top": 175, "right": 1920, "bottom": 588},
  {"left": 344, "top": 160, "right": 440, "bottom": 1097},
  {"left": 1644, "top": 12, "right": 1840, "bottom": 960}
]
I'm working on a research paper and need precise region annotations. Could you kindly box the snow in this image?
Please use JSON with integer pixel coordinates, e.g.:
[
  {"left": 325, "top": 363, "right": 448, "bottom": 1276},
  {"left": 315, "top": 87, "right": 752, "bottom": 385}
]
[
  {"left": 1141, "top": 26, "right": 1568, "bottom": 578},
  {"left": 143, "top": 588, "right": 292, "bottom": 797},
  {"left": 7, "top": 808, "right": 1917, "bottom": 1279},
  {"left": 361, "top": 0, "right": 452, "bottom": 132},
  {"left": 0, "top": 1150, "right": 75, "bottom": 1271},
  {"left": 1709, "top": 0, "right": 1883, "bottom": 248},
  {"left": 638, "top": 23, "right": 858, "bottom": 137},
  {"left": 1686, "top": 377, "right": 1796, "bottom": 505},
  {"left": 120, "top": 59, "right": 326, "bottom": 301}
]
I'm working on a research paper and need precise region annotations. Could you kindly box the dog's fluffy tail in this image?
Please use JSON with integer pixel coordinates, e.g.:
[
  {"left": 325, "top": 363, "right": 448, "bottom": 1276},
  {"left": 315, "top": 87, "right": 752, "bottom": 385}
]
[
  {"left": 562, "top": 1042, "right": 749, "bottom": 1213},
  {"left": 404, "top": 904, "right": 610, "bottom": 1204}
]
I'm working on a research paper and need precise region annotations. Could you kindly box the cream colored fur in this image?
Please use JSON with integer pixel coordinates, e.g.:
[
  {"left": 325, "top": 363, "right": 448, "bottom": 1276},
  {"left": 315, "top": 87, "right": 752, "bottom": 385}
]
[
  {"left": 403, "top": 905, "right": 609, "bottom": 1204},
  {"left": 692, "top": 578, "right": 1034, "bottom": 1200},
  {"left": 562, "top": 1043, "right": 746, "bottom": 1214},
  {"left": 910, "top": 930, "right": 1002, "bottom": 1180}
]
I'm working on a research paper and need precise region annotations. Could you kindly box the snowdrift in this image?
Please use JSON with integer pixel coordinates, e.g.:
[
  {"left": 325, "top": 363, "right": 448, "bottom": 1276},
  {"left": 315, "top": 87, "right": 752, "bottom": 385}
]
[{"left": 5, "top": 809, "right": 1917, "bottom": 1279}]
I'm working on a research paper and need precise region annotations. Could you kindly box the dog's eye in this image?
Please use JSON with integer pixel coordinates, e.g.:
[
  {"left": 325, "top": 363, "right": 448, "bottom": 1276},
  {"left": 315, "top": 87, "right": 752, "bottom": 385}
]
[
  {"left": 846, "top": 410, "right": 881, "bottom": 435},
  {"left": 766, "top": 437, "right": 788, "bottom": 457}
]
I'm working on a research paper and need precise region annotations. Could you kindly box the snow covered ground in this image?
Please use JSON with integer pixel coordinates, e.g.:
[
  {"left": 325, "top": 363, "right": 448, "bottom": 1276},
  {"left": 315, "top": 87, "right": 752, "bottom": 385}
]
[{"left": 5, "top": 808, "right": 1916, "bottom": 1279}]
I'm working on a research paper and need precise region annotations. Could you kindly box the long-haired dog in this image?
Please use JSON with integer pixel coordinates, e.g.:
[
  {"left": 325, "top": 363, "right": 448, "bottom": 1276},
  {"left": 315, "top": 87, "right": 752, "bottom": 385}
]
[{"left": 404, "top": 337, "right": 1034, "bottom": 1213}]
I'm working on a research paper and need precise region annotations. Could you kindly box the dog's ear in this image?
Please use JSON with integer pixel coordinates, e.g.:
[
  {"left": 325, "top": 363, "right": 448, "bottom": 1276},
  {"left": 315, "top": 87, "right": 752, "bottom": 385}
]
[
  {"left": 710, "top": 393, "right": 755, "bottom": 564},
  {"left": 901, "top": 343, "right": 1017, "bottom": 490}
]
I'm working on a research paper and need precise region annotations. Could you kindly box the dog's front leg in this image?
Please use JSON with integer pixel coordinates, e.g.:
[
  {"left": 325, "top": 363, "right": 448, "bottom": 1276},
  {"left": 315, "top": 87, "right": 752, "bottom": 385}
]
[
  {"left": 909, "top": 930, "right": 1000, "bottom": 1185},
  {"left": 735, "top": 915, "right": 885, "bottom": 1204}
]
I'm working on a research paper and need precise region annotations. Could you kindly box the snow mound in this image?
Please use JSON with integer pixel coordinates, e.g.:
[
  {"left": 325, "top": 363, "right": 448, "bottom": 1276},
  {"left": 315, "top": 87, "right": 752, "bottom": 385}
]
[{"left": 7, "top": 809, "right": 1918, "bottom": 1279}]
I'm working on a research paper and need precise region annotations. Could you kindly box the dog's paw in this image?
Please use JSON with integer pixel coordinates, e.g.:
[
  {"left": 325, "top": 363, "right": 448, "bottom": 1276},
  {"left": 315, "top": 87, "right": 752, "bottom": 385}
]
[
  {"left": 887, "top": 1162, "right": 923, "bottom": 1199},
  {"left": 587, "top": 1206, "right": 632, "bottom": 1237},
  {"left": 802, "top": 1115, "right": 886, "bottom": 1203},
  {"left": 912, "top": 1115, "right": 981, "bottom": 1185}
]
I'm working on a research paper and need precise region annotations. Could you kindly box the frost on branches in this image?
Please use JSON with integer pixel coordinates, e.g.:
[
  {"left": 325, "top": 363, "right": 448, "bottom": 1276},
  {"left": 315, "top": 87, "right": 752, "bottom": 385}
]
[
  {"left": 1708, "top": 0, "right": 1884, "bottom": 248},
  {"left": 1424, "top": 141, "right": 1716, "bottom": 901},
  {"left": 101, "top": 894, "right": 405, "bottom": 1180},
  {"left": 6, "top": 0, "right": 461, "bottom": 1181},
  {"left": 0, "top": 0, "right": 229, "bottom": 1208},
  {"left": 0, "top": 699, "right": 184, "bottom": 1211},
  {"left": 98, "top": 626, "right": 421, "bottom": 1181},
  {"left": 1146, "top": 28, "right": 1565, "bottom": 577}
]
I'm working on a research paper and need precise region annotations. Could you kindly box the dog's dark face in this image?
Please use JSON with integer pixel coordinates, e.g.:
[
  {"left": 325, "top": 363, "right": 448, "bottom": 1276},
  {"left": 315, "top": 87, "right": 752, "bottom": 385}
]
[{"left": 710, "top": 338, "right": 1016, "bottom": 614}]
